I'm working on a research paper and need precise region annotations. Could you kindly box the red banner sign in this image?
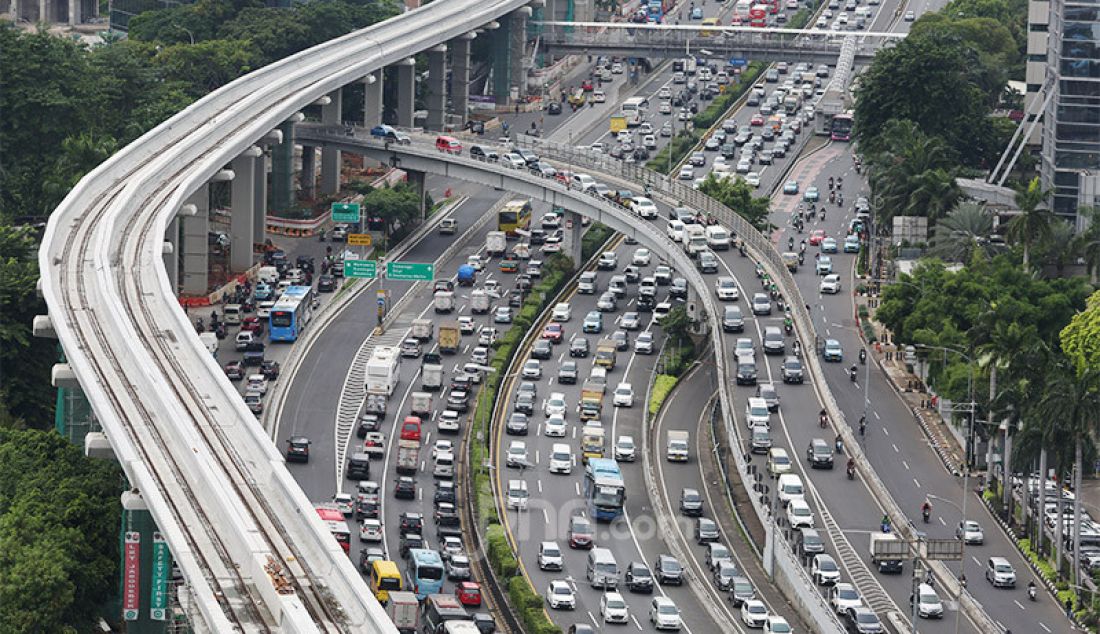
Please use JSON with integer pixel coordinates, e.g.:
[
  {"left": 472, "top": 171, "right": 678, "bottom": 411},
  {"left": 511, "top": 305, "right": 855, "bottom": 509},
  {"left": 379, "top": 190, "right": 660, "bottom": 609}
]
[{"left": 123, "top": 531, "right": 141, "bottom": 620}]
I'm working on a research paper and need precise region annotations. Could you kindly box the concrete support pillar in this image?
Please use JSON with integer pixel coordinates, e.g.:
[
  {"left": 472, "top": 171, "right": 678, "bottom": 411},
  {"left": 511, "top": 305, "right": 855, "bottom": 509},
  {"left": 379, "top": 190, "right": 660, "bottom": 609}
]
[
  {"left": 230, "top": 149, "right": 260, "bottom": 273},
  {"left": 11, "top": 0, "right": 21, "bottom": 22},
  {"left": 253, "top": 152, "right": 268, "bottom": 247},
  {"left": 68, "top": 0, "right": 80, "bottom": 24},
  {"left": 320, "top": 88, "right": 343, "bottom": 195},
  {"left": 509, "top": 9, "right": 531, "bottom": 100},
  {"left": 120, "top": 491, "right": 173, "bottom": 631},
  {"left": 407, "top": 170, "right": 427, "bottom": 221},
  {"left": 426, "top": 45, "right": 448, "bottom": 132},
  {"left": 163, "top": 218, "right": 179, "bottom": 293},
  {"left": 181, "top": 185, "right": 210, "bottom": 295},
  {"left": 38, "top": 0, "right": 48, "bottom": 22},
  {"left": 363, "top": 71, "right": 383, "bottom": 129},
  {"left": 301, "top": 146, "right": 317, "bottom": 201},
  {"left": 450, "top": 33, "right": 475, "bottom": 128},
  {"left": 395, "top": 58, "right": 416, "bottom": 129},
  {"left": 271, "top": 120, "right": 295, "bottom": 212},
  {"left": 564, "top": 210, "right": 583, "bottom": 267}
]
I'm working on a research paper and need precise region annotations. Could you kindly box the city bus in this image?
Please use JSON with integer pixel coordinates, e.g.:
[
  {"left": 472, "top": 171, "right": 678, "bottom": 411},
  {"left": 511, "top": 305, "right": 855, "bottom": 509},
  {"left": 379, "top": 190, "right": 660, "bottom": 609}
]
[
  {"left": 497, "top": 199, "right": 532, "bottom": 237},
  {"left": 269, "top": 285, "right": 314, "bottom": 341},
  {"left": 620, "top": 97, "right": 648, "bottom": 127},
  {"left": 830, "top": 112, "right": 854, "bottom": 142},
  {"left": 584, "top": 458, "right": 626, "bottom": 521},
  {"left": 314, "top": 505, "right": 351, "bottom": 554},
  {"left": 368, "top": 560, "right": 403, "bottom": 605},
  {"left": 405, "top": 548, "right": 446, "bottom": 599}
]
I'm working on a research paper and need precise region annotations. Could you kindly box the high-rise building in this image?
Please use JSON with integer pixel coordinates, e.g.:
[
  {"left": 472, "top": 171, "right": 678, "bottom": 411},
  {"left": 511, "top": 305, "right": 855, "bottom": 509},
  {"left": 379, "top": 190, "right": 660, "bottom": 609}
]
[{"left": 1026, "top": 0, "right": 1100, "bottom": 224}]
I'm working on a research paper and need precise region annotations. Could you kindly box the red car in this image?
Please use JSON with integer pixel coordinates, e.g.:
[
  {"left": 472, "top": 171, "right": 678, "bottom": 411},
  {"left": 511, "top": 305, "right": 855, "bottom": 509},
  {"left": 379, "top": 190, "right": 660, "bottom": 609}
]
[
  {"left": 750, "top": 113, "right": 765, "bottom": 126},
  {"left": 542, "top": 323, "right": 564, "bottom": 343},
  {"left": 809, "top": 230, "right": 826, "bottom": 246},
  {"left": 456, "top": 581, "right": 482, "bottom": 607},
  {"left": 400, "top": 416, "right": 422, "bottom": 442},
  {"left": 581, "top": 79, "right": 594, "bottom": 92},
  {"left": 240, "top": 317, "right": 265, "bottom": 334}
]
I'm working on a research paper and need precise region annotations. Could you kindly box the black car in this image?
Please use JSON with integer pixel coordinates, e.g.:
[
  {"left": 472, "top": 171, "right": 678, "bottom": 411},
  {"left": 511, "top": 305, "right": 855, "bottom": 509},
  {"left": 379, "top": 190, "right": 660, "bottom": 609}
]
[
  {"left": 529, "top": 229, "right": 546, "bottom": 245},
  {"left": 399, "top": 533, "right": 424, "bottom": 557},
  {"left": 356, "top": 499, "right": 380, "bottom": 520},
  {"left": 532, "top": 339, "right": 553, "bottom": 360},
  {"left": 558, "top": 361, "right": 579, "bottom": 384},
  {"left": 472, "top": 613, "right": 496, "bottom": 634},
  {"left": 569, "top": 337, "right": 590, "bottom": 357},
  {"left": 261, "top": 360, "right": 280, "bottom": 380},
  {"left": 434, "top": 480, "right": 457, "bottom": 506},
  {"left": 358, "top": 547, "right": 385, "bottom": 573},
  {"left": 796, "top": 528, "right": 826, "bottom": 561},
  {"left": 637, "top": 295, "right": 656, "bottom": 312},
  {"left": 394, "top": 476, "right": 417, "bottom": 500},
  {"left": 450, "top": 374, "right": 473, "bottom": 393},
  {"left": 513, "top": 392, "right": 535, "bottom": 415},
  {"left": 547, "top": 101, "right": 563, "bottom": 115},
  {"left": 670, "top": 278, "right": 688, "bottom": 299},
  {"left": 625, "top": 561, "right": 654, "bottom": 593},
  {"left": 807, "top": 438, "right": 834, "bottom": 469},
  {"left": 782, "top": 356, "right": 804, "bottom": 384},
  {"left": 357, "top": 413, "right": 382, "bottom": 437},
  {"left": 654, "top": 555, "right": 683, "bottom": 585},
  {"left": 506, "top": 412, "right": 530, "bottom": 435},
  {"left": 400, "top": 512, "right": 424, "bottom": 535},
  {"left": 317, "top": 274, "right": 336, "bottom": 292},
  {"left": 285, "top": 436, "right": 311, "bottom": 463},
  {"left": 736, "top": 359, "right": 758, "bottom": 385},
  {"left": 680, "top": 488, "right": 704, "bottom": 517}
]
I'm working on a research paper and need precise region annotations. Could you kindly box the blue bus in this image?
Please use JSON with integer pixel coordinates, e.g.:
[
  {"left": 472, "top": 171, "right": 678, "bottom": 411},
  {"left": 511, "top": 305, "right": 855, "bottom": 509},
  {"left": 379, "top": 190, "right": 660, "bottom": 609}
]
[
  {"left": 584, "top": 458, "right": 626, "bottom": 521},
  {"left": 269, "top": 285, "right": 314, "bottom": 342},
  {"left": 406, "top": 548, "right": 446, "bottom": 599}
]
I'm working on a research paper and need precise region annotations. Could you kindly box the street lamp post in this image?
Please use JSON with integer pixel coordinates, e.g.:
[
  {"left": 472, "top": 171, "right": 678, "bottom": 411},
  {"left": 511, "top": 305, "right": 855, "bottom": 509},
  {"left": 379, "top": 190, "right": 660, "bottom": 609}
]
[{"left": 929, "top": 493, "right": 969, "bottom": 634}]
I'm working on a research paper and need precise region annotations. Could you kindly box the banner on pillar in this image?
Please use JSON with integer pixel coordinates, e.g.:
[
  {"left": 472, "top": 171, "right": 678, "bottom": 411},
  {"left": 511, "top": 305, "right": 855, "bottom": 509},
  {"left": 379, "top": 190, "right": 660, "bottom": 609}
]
[
  {"left": 123, "top": 531, "right": 141, "bottom": 621},
  {"left": 150, "top": 532, "right": 172, "bottom": 620}
]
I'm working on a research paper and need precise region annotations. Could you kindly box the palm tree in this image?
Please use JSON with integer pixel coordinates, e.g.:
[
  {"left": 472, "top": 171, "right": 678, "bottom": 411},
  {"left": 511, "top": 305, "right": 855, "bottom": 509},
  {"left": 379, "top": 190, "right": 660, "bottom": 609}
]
[
  {"left": 1039, "top": 220, "right": 1077, "bottom": 276},
  {"left": 1072, "top": 206, "right": 1100, "bottom": 283},
  {"left": 1005, "top": 177, "right": 1053, "bottom": 269},
  {"left": 866, "top": 121, "right": 960, "bottom": 225},
  {"left": 928, "top": 202, "right": 1000, "bottom": 262}
]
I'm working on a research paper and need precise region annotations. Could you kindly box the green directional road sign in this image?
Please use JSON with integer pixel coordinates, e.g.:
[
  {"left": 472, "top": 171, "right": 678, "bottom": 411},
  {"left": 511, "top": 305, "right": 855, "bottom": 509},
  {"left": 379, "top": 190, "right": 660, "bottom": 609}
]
[
  {"left": 344, "top": 259, "right": 378, "bottom": 279},
  {"left": 387, "top": 261, "right": 435, "bottom": 281},
  {"left": 331, "top": 202, "right": 361, "bottom": 223}
]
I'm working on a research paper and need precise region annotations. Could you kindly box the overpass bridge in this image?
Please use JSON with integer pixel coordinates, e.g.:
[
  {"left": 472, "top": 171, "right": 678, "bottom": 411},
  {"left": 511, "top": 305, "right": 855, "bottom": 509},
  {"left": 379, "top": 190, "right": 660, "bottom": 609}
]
[{"left": 536, "top": 21, "right": 903, "bottom": 65}]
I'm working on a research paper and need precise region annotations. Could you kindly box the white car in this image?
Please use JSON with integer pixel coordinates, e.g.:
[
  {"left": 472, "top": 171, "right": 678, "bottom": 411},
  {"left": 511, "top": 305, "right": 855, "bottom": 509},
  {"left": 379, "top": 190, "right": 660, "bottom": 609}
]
[
  {"left": 715, "top": 277, "right": 740, "bottom": 301},
  {"left": 678, "top": 165, "right": 694, "bottom": 180},
  {"left": 736, "top": 337, "right": 756, "bottom": 359},
  {"left": 745, "top": 172, "right": 761, "bottom": 187},
  {"left": 613, "top": 383, "right": 634, "bottom": 407},
  {"left": 767, "top": 448, "right": 792, "bottom": 476},
  {"left": 764, "top": 616, "right": 792, "bottom": 634},
  {"left": 358, "top": 519, "right": 383, "bottom": 542},
  {"left": 650, "top": 597, "right": 682, "bottom": 630},
  {"left": 551, "top": 302, "right": 571, "bottom": 322},
  {"left": 256, "top": 301, "right": 275, "bottom": 318},
  {"left": 617, "top": 130, "right": 633, "bottom": 143},
  {"left": 601, "top": 592, "right": 630, "bottom": 623},
  {"left": 957, "top": 520, "right": 984, "bottom": 545},
  {"left": 439, "top": 409, "right": 461, "bottom": 432},
  {"left": 544, "top": 414, "right": 568, "bottom": 438},
  {"left": 820, "top": 273, "right": 841, "bottom": 294},
  {"left": 548, "top": 443, "right": 573, "bottom": 474},
  {"left": 546, "top": 580, "right": 576, "bottom": 609},
  {"left": 246, "top": 374, "right": 268, "bottom": 395},
  {"left": 615, "top": 435, "right": 637, "bottom": 461},
  {"left": 829, "top": 582, "right": 863, "bottom": 614},
  {"left": 544, "top": 392, "right": 568, "bottom": 418},
  {"left": 811, "top": 553, "right": 841, "bottom": 585},
  {"left": 541, "top": 212, "right": 561, "bottom": 229},
  {"left": 787, "top": 498, "right": 815, "bottom": 528},
  {"left": 659, "top": 101, "right": 673, "bottom": 114},
  {"left": 502, "top": 153, "right": 526, "bottom": 168},
  {"left": 658, "top": 86, "right": 672, "bottom": 99},
  {"left": 431, "top": 439, "right": 454, "bottom": 460},
  {"left": 522, "top": 359, "right": 542, "bottom": 379},
  {"left": 915, "top": 582, "right": 944, "bottom": 618},
  {"left": 741, "top": 599, "right": 769, "bottom": 627},
  {"left": 592, "top": 90, "right": 606, "bottom": 103},
  {"left": 506, "top": 441, "right": 529, "bottom": 468},
  {"left": 332, "top": 493, "right": 354, "bottom": 516},
  {"left": 633, "top": 247, "right": 653, "bottom": 265}
]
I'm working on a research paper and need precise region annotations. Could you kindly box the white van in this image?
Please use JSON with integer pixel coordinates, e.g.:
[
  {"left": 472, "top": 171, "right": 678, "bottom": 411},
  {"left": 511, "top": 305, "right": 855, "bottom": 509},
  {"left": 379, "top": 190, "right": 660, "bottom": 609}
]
[
  {"left": 777, "top": 473, "right": 805, "bottom": 506},
  {"left": 705, "top": 225, "right": 731, "bottom": 250},
  {"left": 745, "top": 397, "right": 771, "bottom": 428},
  {"left": 507, "top": 480, "right": 529, "bottom": 510},
  {"left": 257, "top": 266, "right": 279, "bottom": 285},
  {"left": 549, "top": 443, "right": 573, "bottom": 474},
  {"left": 586, "top": 548, "right": 619, "bottom": 588},
  {"left": 223, "top": 303, "right": 242, "bottom": 325},
  {"left": 855, "top": 6, "right": 872, "bottom": 18},
  {"left": 666, "top": 219, "right": 686, "bottom": 242}
]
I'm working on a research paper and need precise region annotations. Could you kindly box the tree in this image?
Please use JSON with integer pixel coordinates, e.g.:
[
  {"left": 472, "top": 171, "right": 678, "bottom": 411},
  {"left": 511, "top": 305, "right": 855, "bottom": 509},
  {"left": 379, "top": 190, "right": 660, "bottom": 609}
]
[
  {"left": 152, "top": 39, "right": 260, "bottom": 97},
  {"left": 1059, "top": 289, "right": 1100, "bottom": 376},
  {"left": 41, "top": 133, "right": 120, "bottom": 209},
  {"left": 0, "top": 429, "right": 122, "bottom": 629},
  {"left": 1005, "top": 177, "right": 1052, "bottom": 268},
  {"left": 1074, "top": 206, "right": 1100, "bottom": 283},
  {"left": 697, "top": 173, "right": 772, "bottom": 230},
  {"left": 928, "top": 202, "right": 999, "bottom": 262},
  {"left": 864, "top": 121, "right": 960, "bottom": 225},
  {"left": 359, "top": 183, "right": 422, "bottom": 239}
]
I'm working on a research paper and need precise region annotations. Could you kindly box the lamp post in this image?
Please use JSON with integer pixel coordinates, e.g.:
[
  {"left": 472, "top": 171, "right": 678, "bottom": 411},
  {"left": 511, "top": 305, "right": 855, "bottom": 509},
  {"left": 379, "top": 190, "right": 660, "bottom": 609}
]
[{"left": 928, "top": 493, "right": 969, "bottom": 634}]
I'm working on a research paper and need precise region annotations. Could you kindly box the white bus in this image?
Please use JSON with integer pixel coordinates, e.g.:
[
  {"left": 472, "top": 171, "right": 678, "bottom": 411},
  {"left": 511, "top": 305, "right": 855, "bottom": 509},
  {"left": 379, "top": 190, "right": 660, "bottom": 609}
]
[{"left": 621, "top": 97, "right": 648, "bottom": 127}]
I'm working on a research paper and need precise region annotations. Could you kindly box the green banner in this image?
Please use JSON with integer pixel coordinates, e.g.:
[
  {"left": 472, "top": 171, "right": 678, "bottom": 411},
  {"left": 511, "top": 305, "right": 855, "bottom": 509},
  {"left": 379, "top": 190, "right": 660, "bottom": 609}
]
[{"left": 150, "top": 532, "right": 171, "bottom": 620}]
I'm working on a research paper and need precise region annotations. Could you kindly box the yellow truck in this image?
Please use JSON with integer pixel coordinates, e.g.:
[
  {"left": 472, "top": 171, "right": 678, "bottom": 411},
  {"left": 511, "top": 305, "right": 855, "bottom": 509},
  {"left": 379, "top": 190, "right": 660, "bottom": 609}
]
[
  {"left": 438, "top": 321, "right": 461, "bottom": 354},
  {"left": 580, "top": 382, "right": 604, "bottom": 422},
  {"left": 610, "top": 115, "right": 628, "bottom": 133},
  {"left": 581, "top": 425, "right": 606, "bottom": 463},
  {"left": 595, "top": 338, "right": 617, "bottom": 370}
]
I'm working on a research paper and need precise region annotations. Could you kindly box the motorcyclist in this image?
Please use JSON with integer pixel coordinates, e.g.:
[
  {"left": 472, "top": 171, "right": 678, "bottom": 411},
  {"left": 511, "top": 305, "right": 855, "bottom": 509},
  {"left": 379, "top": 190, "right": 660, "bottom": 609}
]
[
  {"left": 788, "top": 236, "right": 795, "bottom": 250},
  {"left": 849, "top": 364, "right": 858, "bottom": 381},
  {"left": 819, "top": 408, "right": 828, "bottom": 428},
  {"left": 800, "top": 239, "right": 807, "bottom": 252},
  {"left": 828, "top": 176, "right": 834, "bottom": 190},
  {"left": 921, "top": 500, "right": 932, "bottom": 522},
  {"left": 859, "top": 415, "right": 867, "bottom": 437},
  {"left": 859, "top": 348, "right": 867, "bottom": 364},
  {"left": 881, "top": 514, "right": 892, "bottom": 532},
  {"left": 792, "top": 340, "right": 801, "bottom": 356},
  {"left": 1027, "top": 581, "right": 1037, "bottom": 600},
  {"left": 835, "top": 435, "right": 844, "bottom": 454}
]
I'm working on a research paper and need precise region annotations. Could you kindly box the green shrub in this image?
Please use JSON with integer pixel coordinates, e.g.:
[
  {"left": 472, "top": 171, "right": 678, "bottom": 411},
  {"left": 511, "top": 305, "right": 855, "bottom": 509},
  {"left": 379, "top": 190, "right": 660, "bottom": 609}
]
[
  {"left": 858, "top": 305, "right": 870, "bottom": 319},
  {"left": 486, "top": 525, "right": 518, "bottom": 576},
  {"left": 649, "top": 374, "right": 679, "bottom": 417}
]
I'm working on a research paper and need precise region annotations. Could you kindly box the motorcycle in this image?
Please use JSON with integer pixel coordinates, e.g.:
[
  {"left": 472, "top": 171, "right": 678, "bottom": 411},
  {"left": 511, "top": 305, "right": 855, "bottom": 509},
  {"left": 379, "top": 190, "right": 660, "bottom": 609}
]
[
  {"left": 194, "top": 318, "right": 205, "bottom": 334},
  {"left": 855, "top": 163, "right": 862, "bottom": 174},
  {"left": 784, "top": 322, "right": 793, "bottom": 335},
  {"left": 847, "top": 464, "right": 855, "bottom": 480},
  {"left": 1028, "top": 584, "right": 1037, "bottom": 601},
  {"left": 214, "top": 323, "right": 227, "bottom": 340},
  {"left": 922, "top": 507, "right": 931, "bottom": 523},
  {"left": 859, "top": 349, "right": 866, "bottom": 365},
  {"left": 849, "top": 367, "right": 858, "bottom": 382},
  {"left": 798, "top": 252, "right": 805, "bottom": 265},
  {"left": 819, "top": 414, "right": 828, "bottom": 429},
  {"left": 318, "top": 229, "right": 326, "bottom": 242},
  {"left": 792, "top": 341, "right": 802, "bottom": 357},
  {"left": 739, "top": 244, "right": 747, "bottom": 256}
]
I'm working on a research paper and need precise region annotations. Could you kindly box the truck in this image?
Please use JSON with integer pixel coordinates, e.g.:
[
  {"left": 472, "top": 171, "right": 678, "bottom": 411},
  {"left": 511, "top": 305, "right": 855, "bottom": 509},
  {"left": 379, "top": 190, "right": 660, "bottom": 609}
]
[
  {"left": 410, "top": 392, "right": 432, "bottom": 417},
  {"left": 784, "top": 93, "right": 802, "bottom": 115},
  {"left": 421, "top": 352, "right": 444, "bottom": 390},
  {"left": 705, "top": 225, "right": 731, "bottom": 250},
  {"left": 684, "top": 57, "right": 697, "bottom": 76},
  {"left": 486, "top": 231, "right": 507, "bottom": 258},
  {"left": 682, "top": 223, "right": 708, "bottom": 257},
  {"left": 456, "top": 264, "right": 477, "bottom": 286},
  {"left": 749, "top": 4, "right": 767, "bottom": 26},
  {"left": 869, "top": 532, "right": 906, "bottom": 573},
  {"left": 422, "top": 595, "right": 472, "bottom": 634},
  {"left": 366, "top": 346, "right": 400, "bottom": 397},
  {"left": 610, "top": 114, "right": 628, "bottom": 134},
  {"left": 411, "top": 318, "right": 433, "bottom": 340},
  {"left": 595, "top": 339, "right": 618, "bottom": 370},
  {"left": 433, "top": 291, "right": 455, "bottom": 314},
  {"left": 385, "top": 591, "right": 419, "bottom": 634},
  {"left": 666, "top": 430, "right": 690, "bottom": 461},
  {"left": 438, "top": 322, "right": 461, "bottom": 354},
  {"left": 735, "top": 0, "right": 753, "bottom": 18},
  {"left": 396, "top": 439, "right": 420, "bottom": 475},
  {"left": 580, "top": 383, "right": 604, "bottom": 422},
  {"left": 581, "top": 425, "right": 606, "bottom": 463},
  {"left": 469, "top": 289, "right": 491, "bottom": 314}
]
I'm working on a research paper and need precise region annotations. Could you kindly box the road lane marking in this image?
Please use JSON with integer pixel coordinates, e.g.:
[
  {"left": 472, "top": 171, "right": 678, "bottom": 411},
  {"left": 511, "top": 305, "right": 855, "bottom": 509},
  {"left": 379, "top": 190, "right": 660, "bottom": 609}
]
[
  {"left": 938, "top": 517, "right": 946, "bottom": 527},
  {"left": 1014, "top": 600, "right": 1025, "bottom": 610},
  {"left": 913, "top": 478, "right": 921, "bottom": 488},
  {"left": 892, "top": 443, "right": 899, "bottom": 452},
  {"left": 902, "top": 461, "right": 910, "bottom": 470},
  {"left": 1040, "top": 622, "right": 1051, "bottom": 632},
  {"left": 873, "top": 410, "right": 881, "bottom": 420},
  {"left": 972, "top": 556, "right": 982, "bottom": 567}
]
